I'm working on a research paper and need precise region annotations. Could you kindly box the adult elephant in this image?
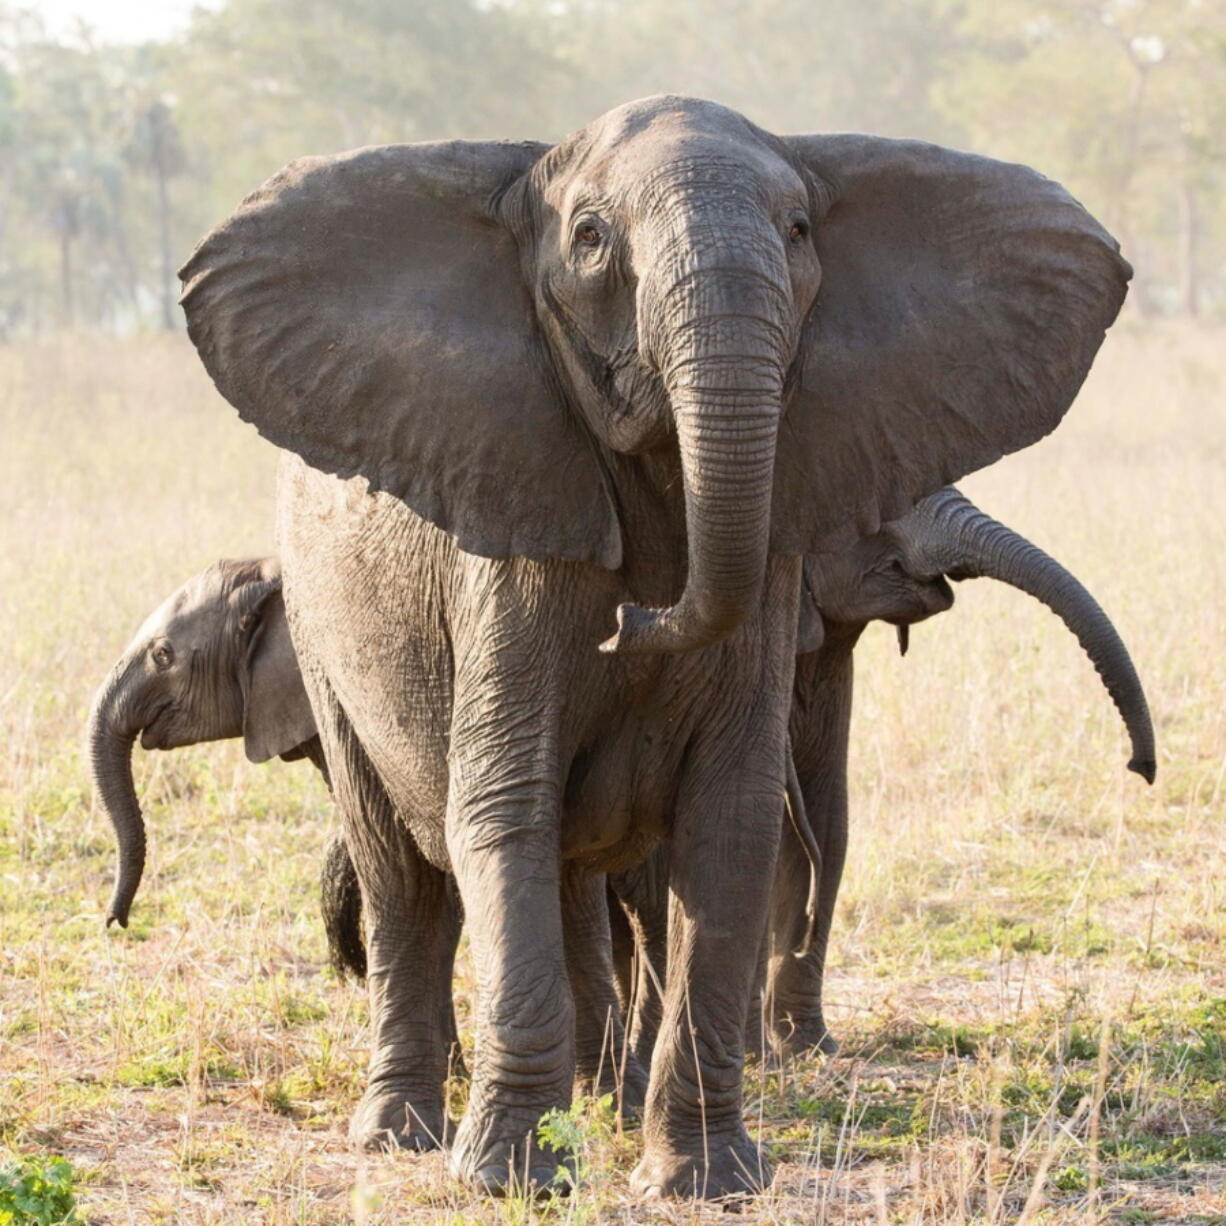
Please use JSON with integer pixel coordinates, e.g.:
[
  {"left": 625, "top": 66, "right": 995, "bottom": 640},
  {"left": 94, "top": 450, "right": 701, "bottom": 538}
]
[{"left": 179, "top": 96, "right": 1129, "bottom": 1197}]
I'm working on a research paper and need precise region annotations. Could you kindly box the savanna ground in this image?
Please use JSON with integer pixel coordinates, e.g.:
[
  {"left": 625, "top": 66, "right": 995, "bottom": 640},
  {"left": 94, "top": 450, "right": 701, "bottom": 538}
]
[{"left": 0, "top": 325, "right": 1223, "bottom": 1224}]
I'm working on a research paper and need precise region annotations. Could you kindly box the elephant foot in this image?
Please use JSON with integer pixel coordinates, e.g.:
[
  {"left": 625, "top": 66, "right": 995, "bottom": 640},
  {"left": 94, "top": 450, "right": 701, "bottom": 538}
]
[
  {"left": 619, "top": 1057, "right": 649, "bottom": 1123},
  {"left": 775, "top": 1017, "right": 839, "bottom": 1059},
  {"left": 631, "top": 1131, "right": 771, "bottom": 1200},
  {"left": 577, "top": 1051, "right": 649, "bottom": 1123},
  {"left": 348, "top": 1080, "right": 446, "bottom": 1152},
  {"left": 449, "top": 1106, "right": 572, "bottom": 1197}
]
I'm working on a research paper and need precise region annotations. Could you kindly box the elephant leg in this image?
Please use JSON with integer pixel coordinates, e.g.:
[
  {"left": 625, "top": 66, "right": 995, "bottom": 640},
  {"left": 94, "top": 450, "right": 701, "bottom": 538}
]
[
  {"left": 563, "top": 866, "right": 649, "bottom": 1118},
  {"left": 767, "top": 653, "right": 853, "bottom": 1058},
  {"left": 310, "top": 676, "right": 459, "bottom": 1152},
  {"left": 609, "top": 848, "right": 669, "bottom": 1072},
  {"left": 444, "top": 643, "right": 573, "bottom": 1195},
  {"left": 743, "top": 909, "right": 773, "bottom": 1064},
  {"left": 631, "top": 730, "right": 784, "bottom": 1200},
  {"left": 766, "top": 787, "right": 846, "bottom": 1057}
]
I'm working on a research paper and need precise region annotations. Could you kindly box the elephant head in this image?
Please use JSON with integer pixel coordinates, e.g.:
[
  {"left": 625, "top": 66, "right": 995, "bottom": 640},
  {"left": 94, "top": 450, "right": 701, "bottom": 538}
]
[
  {"left": 808, "top": 486, "right": 1156, "bottom": 781},
  {"left": 179, "top": 96, "right": 1128, "bottom": 655},
  {"left": 88, "top": 557, "right": 317, "bottom": 927}
]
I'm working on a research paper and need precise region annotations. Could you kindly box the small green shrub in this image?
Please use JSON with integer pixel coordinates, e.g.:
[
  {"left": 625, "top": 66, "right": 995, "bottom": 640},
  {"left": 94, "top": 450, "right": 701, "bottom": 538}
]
[{"left": 0, "top": 1154, "right": 82, "bottom": 1226}]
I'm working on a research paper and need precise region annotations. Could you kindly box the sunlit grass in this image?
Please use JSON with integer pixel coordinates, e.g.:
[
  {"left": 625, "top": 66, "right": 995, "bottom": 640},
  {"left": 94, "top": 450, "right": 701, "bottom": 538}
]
[{"left": 0, "top": 326, "right": 1222, "bottom": 1222}]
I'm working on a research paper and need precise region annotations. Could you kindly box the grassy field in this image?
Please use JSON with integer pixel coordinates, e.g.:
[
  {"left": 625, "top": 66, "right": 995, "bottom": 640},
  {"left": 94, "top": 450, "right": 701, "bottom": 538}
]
[{"left": 0, "top": 327, "right": 1223, "bottom": 1224}]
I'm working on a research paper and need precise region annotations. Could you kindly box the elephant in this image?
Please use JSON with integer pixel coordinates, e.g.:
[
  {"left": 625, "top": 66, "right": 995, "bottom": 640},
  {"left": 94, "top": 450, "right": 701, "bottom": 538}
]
[
  {"left": 86, "top": 557, "right": 466, "bottom": 1076},
  {"left": 177, "top": 95, "right": 1130, "bottom": 1197},
  {"left": 88, "top": 556, "right": 320, "bottom": 935},
  {"left": 608, "top": 486, "right": 1155, "bottom": 1072}
]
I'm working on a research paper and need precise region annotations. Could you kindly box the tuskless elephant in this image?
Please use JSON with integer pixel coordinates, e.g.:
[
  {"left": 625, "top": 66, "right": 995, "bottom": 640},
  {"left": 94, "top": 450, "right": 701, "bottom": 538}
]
[
  {"left": 177, "top": 96, "right": 1130, "bottom": 1197},
  {"left": 610, "top": 486, "right": 1155, "bottom": 1073},
  {"left": 89, "top": 490, "right": 1153, "bottom": 1180},
  {"left": 88, "top": 557, "right": 320, "bottom": 907}
]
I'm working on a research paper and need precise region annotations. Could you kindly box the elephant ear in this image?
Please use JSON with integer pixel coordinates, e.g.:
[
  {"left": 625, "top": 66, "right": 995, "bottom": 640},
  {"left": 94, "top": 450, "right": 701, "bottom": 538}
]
[
  {"left": 180, "top": 141, "right": 621, "bottom": 568},
  {"left": 240, "top": 587, "right": 318, "bottom": 764},
  {"left": 774, "top": 135, "right": 1130, "bottom": 553}
]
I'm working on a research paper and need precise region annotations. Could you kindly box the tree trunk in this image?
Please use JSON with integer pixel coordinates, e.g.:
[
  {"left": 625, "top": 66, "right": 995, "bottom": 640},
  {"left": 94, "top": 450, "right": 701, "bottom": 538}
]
[
  {"left": 59, "top": 229, "right": 74, "bottom": 329},
  {"left": 156, "top": 155, "right": 174, "bottom": 331},
  {"left": 1177, "top": 140, "right": 1199, "bottom": 318}
]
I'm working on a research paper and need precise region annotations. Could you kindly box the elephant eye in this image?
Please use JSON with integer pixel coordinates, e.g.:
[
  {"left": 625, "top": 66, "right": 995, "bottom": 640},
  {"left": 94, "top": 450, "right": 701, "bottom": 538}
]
[
  {"left": 788, "top": 217, "right": 810, "bottom": 243},
  {"left": 151, "top": 641, "right": 174, "bottom": 670},
  {"left": 574, "top": 223, "right": 602, "bottom": 249}
]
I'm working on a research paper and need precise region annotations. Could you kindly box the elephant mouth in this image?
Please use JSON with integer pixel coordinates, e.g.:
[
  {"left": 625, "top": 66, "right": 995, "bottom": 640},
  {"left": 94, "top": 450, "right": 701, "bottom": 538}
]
[
  {"left": 922, "top": 575, "right": 955, "bottom": 615},
  {"left": 139, "top": 704, "right": 175, "bottom": 751},
  {"left": 886, "top": 576, "right": 955, "bottom": 626}
]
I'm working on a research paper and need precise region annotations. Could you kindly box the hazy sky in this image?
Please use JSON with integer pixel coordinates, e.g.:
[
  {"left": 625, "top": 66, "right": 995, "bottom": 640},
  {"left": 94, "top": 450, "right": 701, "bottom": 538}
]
[{"left": 34, "top": 0, "right": 214, "bottom": 42}]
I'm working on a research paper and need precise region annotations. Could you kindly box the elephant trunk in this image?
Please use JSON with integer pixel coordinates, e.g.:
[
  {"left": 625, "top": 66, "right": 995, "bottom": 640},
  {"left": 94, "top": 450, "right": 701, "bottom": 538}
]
[
  {"left": 87, "top": 657, "right": 147, "bottom": 927},
  {"left": 602, "top": 226, "right": 790, "bottom": 655},
  {"left": 902, "top": 488, "right": 1156, "bottom": 783}
]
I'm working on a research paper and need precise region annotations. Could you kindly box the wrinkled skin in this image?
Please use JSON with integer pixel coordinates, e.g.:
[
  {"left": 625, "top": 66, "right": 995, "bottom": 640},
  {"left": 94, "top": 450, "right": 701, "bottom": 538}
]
[
  {"left": 180, "top": 95, "right": 1129, "bottom": 1196},
  {"left": 87, "top": 558, "right": 319, "bottom": 927},
  {"left": 88, "top": 559, "right": 474, "bottom": 1143},
  {"left": 611, "top": 487, "right": 1156, "bottom": 1068},
  {"left": 89, "top": 557, "right": 634, "bottom": 1142}
]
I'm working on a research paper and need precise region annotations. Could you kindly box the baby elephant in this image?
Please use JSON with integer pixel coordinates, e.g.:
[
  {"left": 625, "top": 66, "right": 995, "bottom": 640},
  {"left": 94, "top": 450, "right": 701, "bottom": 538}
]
[
  {"left": 610, "top": 486, "right": 1155, "bottom": 1065},
  {"left": 88, "top": 558, "right": 320, "bottom": 929},
  {"left": 88, "top": 488, "right": 1154, "bottom": 1145}
]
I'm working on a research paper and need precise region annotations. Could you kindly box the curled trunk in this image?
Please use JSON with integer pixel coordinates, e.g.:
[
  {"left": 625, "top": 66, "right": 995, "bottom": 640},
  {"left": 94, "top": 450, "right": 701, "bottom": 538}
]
[
  {"left": 602, "top": 236, "right": 790, "bottom": 655},
  {"left": 87, "top": 661, "right": 147, "bottom": 927},
  {"left": 604, "top": 395, "right": 780, "bottom": 654},
  {"left": 902, "top": 488, "right": 1156, "bottom": 782}
]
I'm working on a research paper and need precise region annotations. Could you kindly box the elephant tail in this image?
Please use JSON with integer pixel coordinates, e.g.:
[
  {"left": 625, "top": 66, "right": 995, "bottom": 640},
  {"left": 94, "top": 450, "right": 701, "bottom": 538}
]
[
  {"left": 320, "top": 833, "right": 366, "bottom": 980},
  {"left": 783, "top": 743, "right": 822, "bottom": 958}
]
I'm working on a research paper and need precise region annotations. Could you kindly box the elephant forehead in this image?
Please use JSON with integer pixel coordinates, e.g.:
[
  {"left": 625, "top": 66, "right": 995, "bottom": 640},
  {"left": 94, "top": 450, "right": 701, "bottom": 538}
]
[
  {"left": 135, "top": 584, "right": 193, "bottom": 641},
  {"left": 563, "top": 95, "right": 800, "bottom": 201}
]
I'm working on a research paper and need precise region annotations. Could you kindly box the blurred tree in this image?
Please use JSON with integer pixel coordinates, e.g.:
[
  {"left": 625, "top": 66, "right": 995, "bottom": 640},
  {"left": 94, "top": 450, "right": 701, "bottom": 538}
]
[
  {"left": 0, "top": 0, "right": 1222, "bottom": 331},
  {"left": 15, "top": 41, "right": 121, "bottom": 325},
  {"left": 124, "top": 98, "right": 185, "bottom": 329},
  {"left": 935, "top": 0, "right": 1226, "bottom": 314}
]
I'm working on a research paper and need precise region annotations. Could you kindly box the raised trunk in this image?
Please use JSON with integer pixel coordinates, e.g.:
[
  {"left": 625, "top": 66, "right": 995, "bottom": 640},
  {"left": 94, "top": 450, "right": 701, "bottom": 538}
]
[
  {"left": 901, "top": 489, "right": 1156, "bottom": 782},
  {"left": 87, "top": 660, "right": 147, "bottom": 927}
]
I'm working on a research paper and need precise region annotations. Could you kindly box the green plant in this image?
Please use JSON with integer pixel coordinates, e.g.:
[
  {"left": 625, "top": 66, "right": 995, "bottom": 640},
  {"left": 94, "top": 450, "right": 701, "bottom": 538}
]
[
  {"left": 0, "top": 1154, "right": 83, "bottom": 1226},
  {"left": 536, "top": 1094, "right": 615, "bottom": 1193}
]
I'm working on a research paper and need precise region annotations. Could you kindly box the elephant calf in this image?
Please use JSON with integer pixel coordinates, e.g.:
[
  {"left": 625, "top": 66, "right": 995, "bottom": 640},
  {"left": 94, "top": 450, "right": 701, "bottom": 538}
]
[
  {"left": 88, "top": 557, "right": 320, "bottom": 930},
  {"left": 610, "top": 486, "right": 1155, "bottom": 1066}
]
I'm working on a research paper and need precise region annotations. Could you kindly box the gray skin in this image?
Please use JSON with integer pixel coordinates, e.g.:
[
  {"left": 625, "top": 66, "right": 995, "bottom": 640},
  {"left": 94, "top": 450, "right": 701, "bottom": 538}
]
[
  {"left": 88, "top": 558, "right": 319, "bottom": 931},
  {"left": 94, "top": 479, "right": 1156, "bottom": 1131},
  {"left": 609, "top": 486, "right": 1156, "bottom": 1071},
  {"left": 178, "top": 95, "right": 1130, "bottom": 1197},
  {"left": 87, "top": 558, "right": 475, "bottom": 1084}
]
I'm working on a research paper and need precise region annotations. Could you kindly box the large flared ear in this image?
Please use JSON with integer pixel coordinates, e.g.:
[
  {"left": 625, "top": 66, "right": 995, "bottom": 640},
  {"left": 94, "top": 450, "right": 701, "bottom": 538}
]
[
  {"left": 240, "top": 586, "right": 318, "bottom": 764},
  {"left": 773, "top": 135, "right": 1130, "bottom": 554},
  {"left": 180, "top": 141, "right": 621, "bottom": 568}
]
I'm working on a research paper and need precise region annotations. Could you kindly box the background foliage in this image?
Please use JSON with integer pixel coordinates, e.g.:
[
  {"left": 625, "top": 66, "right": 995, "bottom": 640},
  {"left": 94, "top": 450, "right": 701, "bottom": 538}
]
[{"left": 1, "top": 0, "right": 1225, "bottom": 334}]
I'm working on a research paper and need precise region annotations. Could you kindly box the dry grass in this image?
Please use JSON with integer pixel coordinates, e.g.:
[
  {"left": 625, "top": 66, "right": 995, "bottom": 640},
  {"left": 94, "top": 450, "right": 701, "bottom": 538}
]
[{"left": 0, "top": 326, "right": 1223, "bottom": 1224}]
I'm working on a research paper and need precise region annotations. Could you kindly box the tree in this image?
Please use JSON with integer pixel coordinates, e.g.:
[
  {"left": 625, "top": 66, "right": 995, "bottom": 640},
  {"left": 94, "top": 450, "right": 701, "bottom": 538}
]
[{"left": 124, "top": 98, "right": 185, "bottom": 329}]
